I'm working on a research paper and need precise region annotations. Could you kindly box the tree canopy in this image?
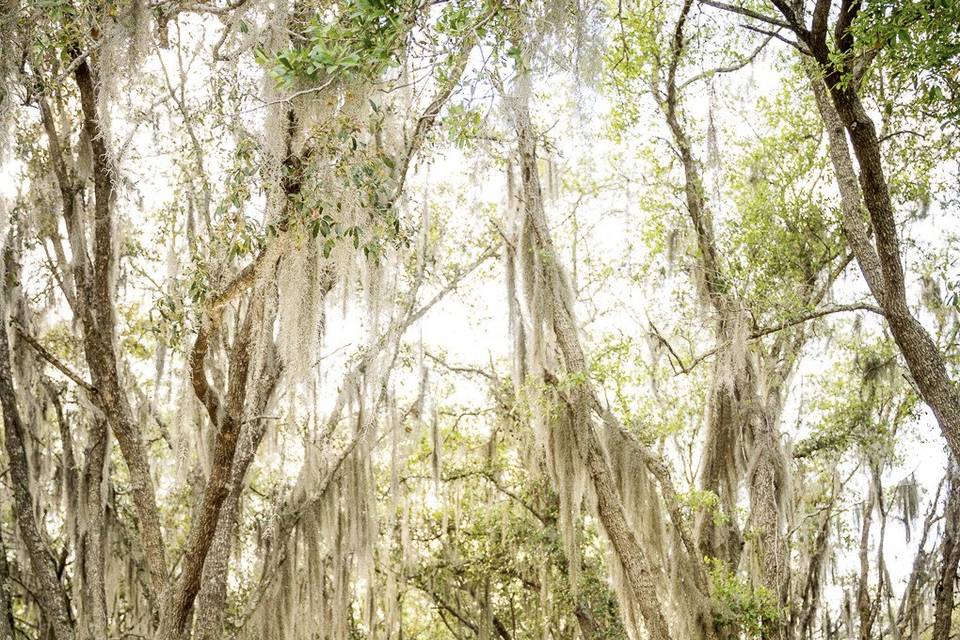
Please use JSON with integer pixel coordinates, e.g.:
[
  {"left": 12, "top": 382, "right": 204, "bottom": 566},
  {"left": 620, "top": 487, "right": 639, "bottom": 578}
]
[{"left": 0, "top": 0, "right": 959, "bottom": 639}]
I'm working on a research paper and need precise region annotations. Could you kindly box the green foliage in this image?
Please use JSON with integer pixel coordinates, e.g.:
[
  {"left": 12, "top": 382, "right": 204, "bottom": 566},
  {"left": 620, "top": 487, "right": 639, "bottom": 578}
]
[
  {"left": 724, "top": 64, "right": 844, "bottom": 322},
  {"left": 153, "top": 291, "right": 188, "bottom": 350},
  {"left": 283, "top": 105, "right": 407, "bottom": 260},
  {"left": 588, "top": 333, "right": 705, "bottom": 442},
  {"left": 7, "top": 1, "right": 960, "bottom": 637},
  {"left": 264, "top": 0, "right": 414, "bottom": 85},
  {"left": 707, "top": 558, "right": 781, "bottom": 638},
  {"left": 794, "top": 337, "right": 918, "bottom": 461},
  {"left": 604, "top": 0, "right": 668, "bottom": 132},
  {"left": 854, "top": 0, "right": 960, "bottom": 124},
  {"left": 678, "top": 489, "right": 729, "bottom": 526},
  {"left": 34, "top": 323, "right": 84, "bottom": 368},
  {"left": 443, "top": 104, "right": 485, "bottom": 149}
]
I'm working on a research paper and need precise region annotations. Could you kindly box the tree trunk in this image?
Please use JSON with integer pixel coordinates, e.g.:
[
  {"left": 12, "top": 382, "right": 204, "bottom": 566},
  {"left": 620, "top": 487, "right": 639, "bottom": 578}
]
[
  {"left": 749, "top": 416, "right": 790, "bottom": 640},
  {"left": 158, "top": 292, "right": 262, "bottom": 639},
  {"left": 857, "top": 473, "right": 878, "bottom": 640},
  {"left": 660, "top": 22, "right": 791, "bottom": 632},
  {"left": 193, "top": 490, "right": 240, "bottom": 640},
  {"left": 932, "top": 459, "right": 960, "bottom": 639},
  {"left": 804, "top": 52, "right": 960, "bottom": 464},
  {"left": 76, "top": 419, "right": 110, "bottom": 640},
  {"left": 69, "top": 57, "right": 170, "bottom": 599},
  {"left": 511, "top": 68, "right": 679, "bottom": 640},
  {"left": 194, "top": 413, "right": 278, "bottom": 640}
]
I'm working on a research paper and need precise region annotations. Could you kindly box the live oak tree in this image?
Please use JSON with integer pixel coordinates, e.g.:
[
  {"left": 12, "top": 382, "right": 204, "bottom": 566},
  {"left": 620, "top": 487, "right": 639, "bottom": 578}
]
[{"left": 1, "top": 1, "right": 959, "bottom": 640}]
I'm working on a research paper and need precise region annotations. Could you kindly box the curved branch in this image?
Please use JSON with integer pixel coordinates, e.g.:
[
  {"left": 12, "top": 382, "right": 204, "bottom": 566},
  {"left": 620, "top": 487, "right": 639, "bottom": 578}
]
[
  {"left": 677, "top": 32, "right": 774, "bottom": 91},
  {"left": 698, "top": 0, "right": 791, "bottom": 29}
]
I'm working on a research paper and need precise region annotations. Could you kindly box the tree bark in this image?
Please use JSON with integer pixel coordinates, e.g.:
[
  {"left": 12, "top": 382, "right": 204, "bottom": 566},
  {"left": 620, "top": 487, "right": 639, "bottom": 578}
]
[
  {"left": 787, "top": 0, "right": 960, "bottom": 465},
  {"left": 47, "top": 385, "right": 109, "bottom": 640},
  {"left": 794, "top": 485, "right": 834, "bottom": 639},
  {"left": 749, "top": 415, "right": 790, "bottom": 640},
  {"left": 933, "top": 459, "right": 960, "bottom": 639},
  {"left": 76, "top": 418, "right": 110, "bottom": 640},
  {"left": 158, "top": 293, "right": 260, "bottom": 639},
  {"left": 857, "top": 472, "right": 878, "bottom": 640},
  {"left": 192, "top": 489, "right": 241, "bottom": 640},
  {"left": 73, "top": 57, "right": 169, "bottom": 598},
  {"left": 194, "top": 352, "right": 282, "bottom": 640}
]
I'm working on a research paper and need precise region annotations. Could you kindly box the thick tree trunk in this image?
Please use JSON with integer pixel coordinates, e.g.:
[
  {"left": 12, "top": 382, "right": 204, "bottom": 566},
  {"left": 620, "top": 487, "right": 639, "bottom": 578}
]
[
  {"left": 749, "top": 417, "right": 789, "bottom": 640},
  {"left": 76, "top": 419, "right": 110, "bottom": 640},
  {"left": 798, "top": 12, "right": 960, "bottom": 466},
  {"left": 833, "top": 91, "right": 960, "bottom": 461},
  {"left": 697, "top": 374, "right": 744, "bottom": 568},
  {"left": 194, "top": 411, "right": 279, "bottom": 640},
  {"left": 193, "top": 491, "right": 240, "bottom": 640},
  {"left": 157, "top": 291, "right": 263, "bottom": 639}
]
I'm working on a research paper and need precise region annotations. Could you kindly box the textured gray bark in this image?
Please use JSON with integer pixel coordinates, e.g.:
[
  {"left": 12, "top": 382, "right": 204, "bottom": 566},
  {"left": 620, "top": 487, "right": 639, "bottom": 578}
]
[
  {"left": 48, "top": 387, "right": 109, "bottom": 640},
  {"left": 76, "top": 419, "right": 110, "bottom": 640},
  {"left": 794, "top": 490, "right": 835, "bottom": 639},
  {"left": 192, "top": 489, "right": 241, "bottom": 640},
  {"left": 856, "top": 474, "right": 878, "bottom": 640},
  {"left": 748, "top": 416, "right": 790, "bottom": 640},
  {"left": 784, "top": 0, "right": 960, "bottom": 467}
]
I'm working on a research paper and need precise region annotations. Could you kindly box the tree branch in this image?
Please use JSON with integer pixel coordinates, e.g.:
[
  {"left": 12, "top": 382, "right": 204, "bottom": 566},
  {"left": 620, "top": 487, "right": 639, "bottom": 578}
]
[
  {"left": 698, "top": 0, "right": 792, "bottom": 29},
  {"left": 674, "top": 303, "right": 884, "bottom": 374},
  {"left": 677, "top": 32, "right": 775, "bottom": 91},
  {"left": 11, "top": 323, "right": 95, "bottom": 394}
]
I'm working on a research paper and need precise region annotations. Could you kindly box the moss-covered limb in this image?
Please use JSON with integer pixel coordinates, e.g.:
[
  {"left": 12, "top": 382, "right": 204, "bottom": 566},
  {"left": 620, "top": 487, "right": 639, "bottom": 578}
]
[
  {"left": 159, "top": 291, "right": 261, "bottom": 639},
  {"left": 505, "top": 49, "right": 708, "bottom": 638},
  {"left": 646, "top": 5, "right": 796, "bottom": 632},
  {"left": 0, "top": 244, "right": 74, "bottom": 640}
]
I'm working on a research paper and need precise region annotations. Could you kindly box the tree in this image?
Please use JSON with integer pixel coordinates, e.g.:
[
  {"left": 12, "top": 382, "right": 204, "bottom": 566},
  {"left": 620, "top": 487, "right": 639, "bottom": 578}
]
[{"left": 2, "top": 1, "right": 959, "bottom": 639}]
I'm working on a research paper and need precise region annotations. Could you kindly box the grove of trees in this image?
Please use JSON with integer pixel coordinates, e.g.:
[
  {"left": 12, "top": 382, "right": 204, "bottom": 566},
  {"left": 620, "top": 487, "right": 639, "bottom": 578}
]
[{"left": 0, "top": 0, "right": 959, "bottom": 638}]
